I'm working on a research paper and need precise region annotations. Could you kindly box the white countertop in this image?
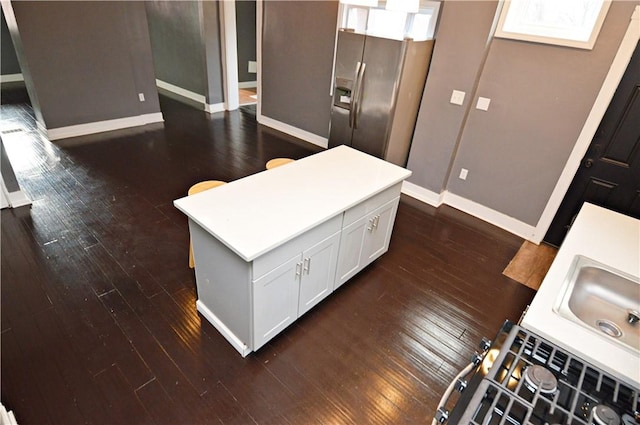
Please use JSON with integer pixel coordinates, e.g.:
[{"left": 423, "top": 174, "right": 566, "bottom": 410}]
[
  {"left": 173, "top": 145, "right": 412, "bottom": 261},
  {"left": 522, "top": 203, "right": 640, "bottom": 388}
]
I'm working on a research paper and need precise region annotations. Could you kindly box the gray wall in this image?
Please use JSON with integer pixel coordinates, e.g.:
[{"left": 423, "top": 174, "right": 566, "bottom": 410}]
[
  {"left": 146, "top": 1, "right": 206, "bottom": 95},
  {"left": 261, "top": 1, "right": 338, "bottom": 137},
  {"left": 3, "top": 1, "right": 161, "bottom": 129},
  {"left": 407, "top": 1, "right": 496, "bottom": 193},
  {"left": 407, "top": 0, "right": 637, "bottom": 226},
  {"left": 146, "top": 0, "right": 224, "bottom": 105},
  {"left": 1, "top": 9, "right": 20, "bottom": 76},
  {"left": 236, "top": 0, "right": 257, "bottom": 84},
  {"left": 1, "top": 0, "right": 45, "bottom": 126},
  {"left": 202, "top": 1, "right": 224, "bottom": 105}
]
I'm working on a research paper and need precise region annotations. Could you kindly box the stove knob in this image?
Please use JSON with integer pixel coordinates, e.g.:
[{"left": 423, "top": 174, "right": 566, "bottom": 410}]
[
  {"left": 471, "top": 351, "right": 483, "bottom": 366},
  {"left": 621, "top": 414, "right": 639, "bottom": 425},
  {"left": 454, "top": 378, "right": 467, "bottom": 393},
  {"left": 435, "top": 407, "right": 449, "bottom": 424},
  {"left": 479, "top": 337, "right": 491, "bottom": 352}
]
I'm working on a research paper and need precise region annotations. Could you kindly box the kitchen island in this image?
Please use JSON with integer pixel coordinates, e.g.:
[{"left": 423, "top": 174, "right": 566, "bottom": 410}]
[
  {"left": 174, "top": 146, "right": 412, "bottom": 356},
  {"left": 523, "top": 203, "right": 640, "bottom": 387}
]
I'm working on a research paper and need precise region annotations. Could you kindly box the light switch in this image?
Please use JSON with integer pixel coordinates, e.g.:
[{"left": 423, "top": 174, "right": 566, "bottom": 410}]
[
  {"left": 476, "top": 97, "right": 491, "bottom": 111},
  {"left": 459, "top": 168, "right": 468, "bottom": 180},
  {"left": 450, "top": 90, "right": 465, "bottom": 106},
  {"left": 248, "top": 61, "right": 257, "bottom": 73}
]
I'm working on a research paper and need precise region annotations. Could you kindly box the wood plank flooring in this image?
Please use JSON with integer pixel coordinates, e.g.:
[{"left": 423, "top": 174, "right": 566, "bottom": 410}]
[{"left": 1, "top": 86, "right": 535, "bottom": 424}]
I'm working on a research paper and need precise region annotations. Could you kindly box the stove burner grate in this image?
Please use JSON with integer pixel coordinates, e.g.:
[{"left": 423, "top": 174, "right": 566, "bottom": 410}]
[{"left": 451, "top": 323, "right": 640, "bottom": 425}]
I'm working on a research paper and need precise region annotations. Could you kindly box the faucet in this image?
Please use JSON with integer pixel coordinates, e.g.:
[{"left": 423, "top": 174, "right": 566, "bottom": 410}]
[{"left": 628, "top": 310, "right": 640, "bottom": 325}]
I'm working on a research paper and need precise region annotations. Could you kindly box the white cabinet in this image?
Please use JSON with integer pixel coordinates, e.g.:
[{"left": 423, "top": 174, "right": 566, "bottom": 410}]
[
  {"left": 364, "top": 198, "right": 399, "bottom": 262},
  {"left": 335, "top": 198, "right": 399, "bottom": 289},
  {"left": 253, "top": 254, "right": 300, "bottom": 350},
  {"left": 298, "top": 232, "right": 341, "bottom": 315},
  {"left": 177, "top": 145, "right": 411, "bottom": 357},
  {"left": 252, "top": 217, "right": 342, "bottom": 350}
]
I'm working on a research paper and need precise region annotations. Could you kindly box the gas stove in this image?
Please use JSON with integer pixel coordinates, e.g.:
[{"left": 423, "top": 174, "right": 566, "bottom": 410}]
[{"left": 439, "top": 321, "right": 640, "bottom": 425}]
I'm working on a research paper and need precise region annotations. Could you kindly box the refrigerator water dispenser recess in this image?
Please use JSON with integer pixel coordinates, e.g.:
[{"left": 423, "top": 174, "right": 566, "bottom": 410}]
[{"left": 333, "top": 77, "right": 353, "bottom": 109}]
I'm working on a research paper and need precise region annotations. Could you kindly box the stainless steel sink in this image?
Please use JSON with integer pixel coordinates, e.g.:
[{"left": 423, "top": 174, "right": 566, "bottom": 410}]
[{"left": 554, "top": 255, "right": 640, "bottom": 352}]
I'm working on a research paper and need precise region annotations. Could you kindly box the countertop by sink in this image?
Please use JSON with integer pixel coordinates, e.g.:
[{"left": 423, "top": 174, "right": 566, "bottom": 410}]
[{"left": 522, "top": 203, "right": 640, "bottom": 388}]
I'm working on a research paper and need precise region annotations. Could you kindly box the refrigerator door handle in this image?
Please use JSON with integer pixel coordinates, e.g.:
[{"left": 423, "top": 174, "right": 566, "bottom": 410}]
[
  {"left": 353, "top": 62, "right": 366, "bottom": 129},
  {"left": 349, "top": 62, "right": 362, "bottom": 129}
]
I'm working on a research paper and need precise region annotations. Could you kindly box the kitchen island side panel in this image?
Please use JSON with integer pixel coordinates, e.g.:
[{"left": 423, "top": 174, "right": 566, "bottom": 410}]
[{"left": 190, "top": 220, "right": 252, "bottom": 350}]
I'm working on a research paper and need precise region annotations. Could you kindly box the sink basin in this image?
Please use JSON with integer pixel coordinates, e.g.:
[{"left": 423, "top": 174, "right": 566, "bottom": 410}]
[{"left": 555, "top": 255, "right": 640, "bottom": 353}]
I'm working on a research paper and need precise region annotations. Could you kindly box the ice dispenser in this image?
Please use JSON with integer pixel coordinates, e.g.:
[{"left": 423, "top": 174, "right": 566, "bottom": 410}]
[{"left": 333, "top": 77, "right": 353, "bottom": 109}]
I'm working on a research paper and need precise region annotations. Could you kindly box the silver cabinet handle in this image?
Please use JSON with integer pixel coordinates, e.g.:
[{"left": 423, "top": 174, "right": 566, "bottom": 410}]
[
  {"left": 367, "top": 217, "right": 374, "bottom": 232},
  {"left": 296, "top": 262, "right": 302, "bottom": 278},
  {"left": 372, "top": 215, "right": 379, "bottom": 229},
  {"left": 303, "top": 257, "right": 311, "bottom": 275}
]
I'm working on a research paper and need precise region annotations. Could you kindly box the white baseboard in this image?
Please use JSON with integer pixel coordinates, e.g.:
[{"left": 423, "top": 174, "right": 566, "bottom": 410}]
[
  {"left": 0, "top": 73, "right": 24, "bottom": 83},
  {"left": 205, "top": 103, "right": 226, "bottom": 114},
  {"left": 401, "top": 182, "right": 536, "bottom": 241},
  {"left": 41, "top": 112, "right": 164, "bottom": 141},
  {"left": 0, "top": 177, "right": 9, "bottom": 209},
  {"left": 238, "top": 81, "right": 257, "bottom": 89},
  {"left": 157, "top": 79, "right": 227, "bottom": 114},
  {"left": 7, "top": 190, "right": 31, "bottom": 208},
  {"left": 401, "top": 181, "right": 445, "bottom": 207},
  {"left": 156, "top": 79, "right": 206, "bottom": 104},
  {"left": 1, "top": 174, "right": 31, "bottom": 209},
  {"left": 257, "top": 115, "right": 328, "bottom": 149},
  {"left": 444, "top": 192, "right": 536, "bottom": 241},
  {"left": 196, "top": 300, "right": 250, "bottom": 357}
]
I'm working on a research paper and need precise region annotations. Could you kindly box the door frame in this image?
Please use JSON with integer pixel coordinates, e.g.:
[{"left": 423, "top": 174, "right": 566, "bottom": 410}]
[
  {"left": 219, "top": 0, "right": 260, "bottom": 113},
  {"left": 532, "top": 5, "right": 640, "bottom": 243},
  {"left": 219, "top": 0, "right": 240, "bottom": 111}
]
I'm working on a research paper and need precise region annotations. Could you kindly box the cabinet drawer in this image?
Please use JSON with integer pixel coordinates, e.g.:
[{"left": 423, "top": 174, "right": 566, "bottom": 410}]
[
  {"left": 253, "top": 214, "right": 342, "bottom": 280},
  {"left": 342, "top": 182, "right": 402, "bottom": 228}
]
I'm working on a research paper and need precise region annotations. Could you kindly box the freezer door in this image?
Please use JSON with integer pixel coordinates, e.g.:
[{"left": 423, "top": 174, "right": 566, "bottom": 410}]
[
  {"left": 351, "top": 36, "right": 404, "bottom": 159},
  {"left": 329, "top": 31, "right": 365, "bottom": 149}
]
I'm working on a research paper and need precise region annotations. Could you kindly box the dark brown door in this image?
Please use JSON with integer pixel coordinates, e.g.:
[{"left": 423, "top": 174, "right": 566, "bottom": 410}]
[{"left": 544, "top": 41, "right": 640, "bottom": 247}]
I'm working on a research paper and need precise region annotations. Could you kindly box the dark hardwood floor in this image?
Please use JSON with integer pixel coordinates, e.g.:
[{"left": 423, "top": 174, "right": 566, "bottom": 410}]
[{"left": 0, "top": 86, "right": 535, "bottom": 424}]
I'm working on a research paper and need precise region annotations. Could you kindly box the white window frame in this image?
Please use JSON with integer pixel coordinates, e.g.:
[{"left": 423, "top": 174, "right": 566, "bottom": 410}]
[{"left": 495, "top": 0, "right": 612, "bottom": 50}]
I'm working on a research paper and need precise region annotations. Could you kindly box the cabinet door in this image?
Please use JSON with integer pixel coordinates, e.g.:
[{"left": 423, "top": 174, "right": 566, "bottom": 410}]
[
  {"left": 362, "top": 199, "right": 399, "bottom": 265},
  {"left": 335, "top": 198, "right": 399, "bottom": 289},
  {"left": 298, "top": 232, "right": 341, "bottom": 316},
  {"left": 252, "top": 254, "right": 301, "bottom": 350},
  {"left": 334, "top": 214, "right": 369, "bottom": 289}
]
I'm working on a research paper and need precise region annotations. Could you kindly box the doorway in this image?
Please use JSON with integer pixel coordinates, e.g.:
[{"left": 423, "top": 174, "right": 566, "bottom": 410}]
[
  {"left": 544, "top": 40, "right": 640, "bottom": 247},
  {"left": 220, "top": 0, "right": 258, "bottom": 111},
  {"left": 235, "top": 0, "right": 257, "bottom": 106}
]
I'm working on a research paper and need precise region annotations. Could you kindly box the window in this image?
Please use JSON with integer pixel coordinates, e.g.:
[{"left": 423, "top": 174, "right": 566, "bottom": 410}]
[
  {"left": 495, "top": 0, "right": 611, "bottom": 50},
  {"left": 340, "top": 0, "right": 441, "bottom": 41},
  {"left": 366, "top": 8, "right": 408, "bottom": 39}
]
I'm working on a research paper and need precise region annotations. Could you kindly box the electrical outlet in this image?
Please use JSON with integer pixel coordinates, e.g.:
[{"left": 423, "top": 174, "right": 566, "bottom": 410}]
[
  {"left": 450, "top": 90, "right": 465, "bottom": 106},
  {"left": 138, "top": 93, "right": 145, "bottom": 102},
  {"left": 476, "top": 97, "right": 490, "bottom": 111},
  {"left": 459, "top": 168, "right": 468, "bottom": 180}
]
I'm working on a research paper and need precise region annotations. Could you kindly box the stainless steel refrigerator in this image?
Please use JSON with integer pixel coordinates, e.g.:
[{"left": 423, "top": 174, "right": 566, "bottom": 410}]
[{"left": 328, "top": 30, "right": 434, "bottom": 167}]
